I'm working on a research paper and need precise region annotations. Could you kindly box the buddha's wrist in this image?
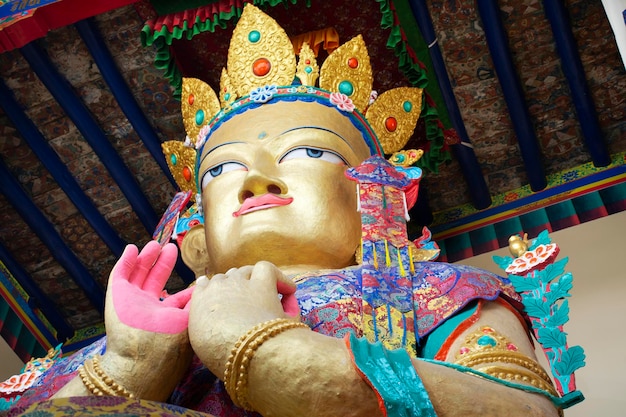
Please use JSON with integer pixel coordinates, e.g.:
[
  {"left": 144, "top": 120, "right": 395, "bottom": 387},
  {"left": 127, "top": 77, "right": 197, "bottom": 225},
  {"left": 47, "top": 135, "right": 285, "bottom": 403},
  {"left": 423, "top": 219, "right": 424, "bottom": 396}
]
[
  {"left": 97, "top": 352, "right": 150, "bottom": 398},
  {"left": 244, "top": 329, "right": 382, "bottom": 417},
  {"left": 77, "top": 354, "right": 136, "bottom": 398},
  {"left": 98, "top": 345, "right": 189, "bottom": 402},
  {"left": 223, "top": 318, "right": 310, "bottom": 410},
  {"left": 54, "top": 352, "right": 145, "bottom": 400}
]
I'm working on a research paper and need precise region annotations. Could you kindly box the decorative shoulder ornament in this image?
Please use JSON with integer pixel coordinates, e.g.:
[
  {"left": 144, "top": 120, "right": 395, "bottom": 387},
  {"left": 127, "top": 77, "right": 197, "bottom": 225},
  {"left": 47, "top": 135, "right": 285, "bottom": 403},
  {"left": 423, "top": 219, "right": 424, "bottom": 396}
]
[
  {"left": 493, "top": 230, "right": 586, "bottom": 408},
  {"left": 1, "top": 344, "right": 62, "bottom": 410}
]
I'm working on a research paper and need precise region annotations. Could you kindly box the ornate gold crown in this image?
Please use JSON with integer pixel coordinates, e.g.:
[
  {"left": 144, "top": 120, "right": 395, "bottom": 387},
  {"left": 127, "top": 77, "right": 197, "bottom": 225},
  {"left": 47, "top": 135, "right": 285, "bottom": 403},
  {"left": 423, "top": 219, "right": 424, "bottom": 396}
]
[{"left": 163, "top": 3, "right": 424, "bottom": 196}]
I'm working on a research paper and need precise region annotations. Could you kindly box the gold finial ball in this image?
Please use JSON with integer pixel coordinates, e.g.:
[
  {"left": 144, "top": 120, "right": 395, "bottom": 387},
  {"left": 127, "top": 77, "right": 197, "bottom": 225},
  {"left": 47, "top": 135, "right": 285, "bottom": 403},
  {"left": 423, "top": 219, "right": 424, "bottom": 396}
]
[{"left": 508, "top": 235, "right": 528, "bottom": 258}]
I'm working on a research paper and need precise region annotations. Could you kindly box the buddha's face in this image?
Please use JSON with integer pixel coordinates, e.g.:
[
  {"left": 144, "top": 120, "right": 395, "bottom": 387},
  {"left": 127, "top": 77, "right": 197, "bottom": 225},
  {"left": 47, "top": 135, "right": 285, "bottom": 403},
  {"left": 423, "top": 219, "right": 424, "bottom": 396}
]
[{"left": 197, "top": 100, "right": 372, "bottom": 273}]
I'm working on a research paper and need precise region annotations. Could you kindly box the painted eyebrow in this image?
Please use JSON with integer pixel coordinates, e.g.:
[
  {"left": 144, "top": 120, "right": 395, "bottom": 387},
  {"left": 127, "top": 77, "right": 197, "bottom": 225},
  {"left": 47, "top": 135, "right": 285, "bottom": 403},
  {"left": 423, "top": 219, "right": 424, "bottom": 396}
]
[
  {"left": 200, "top": 126, "right": 354, "bottom": 164},
  {"left": 276, "top": 126, "right": 356, "bottom": 151},
  {"left": 200, "top": 141, "right": 244, "bottom": 165}
]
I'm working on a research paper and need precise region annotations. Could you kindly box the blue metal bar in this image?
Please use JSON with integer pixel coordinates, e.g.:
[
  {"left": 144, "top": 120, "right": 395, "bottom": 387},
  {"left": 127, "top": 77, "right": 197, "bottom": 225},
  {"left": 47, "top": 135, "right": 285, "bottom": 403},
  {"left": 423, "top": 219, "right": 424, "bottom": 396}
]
[
  {"left": 0, "top": 158, "right": 105, "bottom": 313},
  {"left": 20, "top": 42, "right": 160, "bottom": 234},
  {"left": 476, "top": 0, "right": 547, "bottom": 192},
  {"left": 0, "top": 240, "right": 74, "bottom": 342},
  {"left": 74, "top": 18, "right": 177, "bottom": 186},
  {"left": 74, "top": 21, "right": 197, "bottom": 285},
  {"left": 542, "top": 0, "right": 610, "bottom": 167},
  {"left": 0, "top": 78, "right": 126, "bottom": 257},
  {"left": 407, "top": 0, "right": 492, "bottom": 209}
]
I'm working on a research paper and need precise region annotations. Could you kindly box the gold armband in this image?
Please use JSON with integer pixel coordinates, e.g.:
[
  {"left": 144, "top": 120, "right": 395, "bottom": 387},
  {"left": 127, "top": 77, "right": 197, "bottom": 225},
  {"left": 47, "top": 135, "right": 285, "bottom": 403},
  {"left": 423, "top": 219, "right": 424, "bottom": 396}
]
[
  {"left": 475, "top": 363, "right": 558, "bottom": 396},
  {"left": 78, "top": 355, "right": 135, "bottom": 398},
  {"left": 224, "top": 318, "right": 310, "bottom": 410},
  {"left": 454, "top": 326, "right": 557, "bottom": 396}
]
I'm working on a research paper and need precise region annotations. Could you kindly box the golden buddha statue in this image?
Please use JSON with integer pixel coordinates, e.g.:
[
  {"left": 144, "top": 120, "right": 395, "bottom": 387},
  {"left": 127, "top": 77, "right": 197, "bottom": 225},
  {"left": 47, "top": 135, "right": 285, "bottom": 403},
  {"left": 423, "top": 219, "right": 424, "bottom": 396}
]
[{"left": 4, "top": 5, "right": 578, "bottom": 416}]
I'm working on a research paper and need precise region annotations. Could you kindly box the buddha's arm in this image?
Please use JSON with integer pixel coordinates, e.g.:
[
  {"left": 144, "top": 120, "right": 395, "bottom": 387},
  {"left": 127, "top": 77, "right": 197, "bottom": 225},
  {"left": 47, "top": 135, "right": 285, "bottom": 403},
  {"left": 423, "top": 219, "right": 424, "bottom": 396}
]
[
  {"left": 190, "top": 263, "right": 559, "bottom": 416},
  {"left": 242, "top": 302, "right": 559, "bottom": 417}
]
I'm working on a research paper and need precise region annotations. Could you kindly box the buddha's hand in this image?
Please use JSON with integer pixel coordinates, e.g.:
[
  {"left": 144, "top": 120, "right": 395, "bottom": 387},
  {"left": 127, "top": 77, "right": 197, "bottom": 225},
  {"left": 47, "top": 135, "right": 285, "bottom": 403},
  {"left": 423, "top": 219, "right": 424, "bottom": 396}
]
[
  {"left": 188, "top": 261, "right": 299, "bottom": 376},
  {"left": 101, "top": 241, "right": 194, "bottom": 401}
]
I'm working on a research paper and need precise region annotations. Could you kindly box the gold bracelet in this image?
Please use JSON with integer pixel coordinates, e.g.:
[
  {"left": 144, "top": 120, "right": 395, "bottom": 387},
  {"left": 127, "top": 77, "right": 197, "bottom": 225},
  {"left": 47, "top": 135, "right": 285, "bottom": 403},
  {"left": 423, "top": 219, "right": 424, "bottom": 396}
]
[
  {"left": 78, "top": 360, "right": 106, "bottom": 396},
  {"left": 223, "top": 318, "right": 309, "bottom": 410},
  {"left": 78, "top": 355, "right": 135, "bottom": 398}
]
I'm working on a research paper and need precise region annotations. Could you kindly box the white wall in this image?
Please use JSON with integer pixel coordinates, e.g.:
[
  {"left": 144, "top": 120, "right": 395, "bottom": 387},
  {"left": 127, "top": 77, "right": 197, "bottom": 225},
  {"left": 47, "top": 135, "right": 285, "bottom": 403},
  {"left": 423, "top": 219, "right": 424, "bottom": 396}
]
[
  {"left": 0, "top": 337, "right": 23, "bottom": 380},
  {"left": 461, "top": 210, "right": 626, "bottom": 417}
]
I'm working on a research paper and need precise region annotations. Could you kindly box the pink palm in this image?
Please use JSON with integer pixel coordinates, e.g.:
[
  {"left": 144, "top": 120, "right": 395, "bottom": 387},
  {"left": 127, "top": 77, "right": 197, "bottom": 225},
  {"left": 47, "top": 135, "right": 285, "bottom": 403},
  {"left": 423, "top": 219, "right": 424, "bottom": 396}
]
[{"left": 110, "top": 241, "right": 193, "bottom": 334}]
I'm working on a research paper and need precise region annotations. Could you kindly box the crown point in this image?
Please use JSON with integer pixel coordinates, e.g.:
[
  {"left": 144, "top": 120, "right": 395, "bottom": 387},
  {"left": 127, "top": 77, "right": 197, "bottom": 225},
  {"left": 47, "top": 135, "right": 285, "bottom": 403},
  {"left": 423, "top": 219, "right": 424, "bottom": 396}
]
[
  {"left": 162, "top": 140, "right": 197, "bottom": 194},
  {"left": 319, "top": 35, "right": 372, "bottom": 111},
  {"left": 338, "top": 80, "right": 354, "bottom": 96},
  {"left": 365, "top": 87, "right": 423, "bottom": 153},
  {"left": 248, "top": 30, "right": 261, "bottom": 43},
  {"left": 227, "top": 4, "right": 295, "bottom": 93},
  {"left": 385, "top": 117, "right": 398, "bottom": 132},
  {"left": 253, "top": 58, "right": 271, "bottom": 77}
]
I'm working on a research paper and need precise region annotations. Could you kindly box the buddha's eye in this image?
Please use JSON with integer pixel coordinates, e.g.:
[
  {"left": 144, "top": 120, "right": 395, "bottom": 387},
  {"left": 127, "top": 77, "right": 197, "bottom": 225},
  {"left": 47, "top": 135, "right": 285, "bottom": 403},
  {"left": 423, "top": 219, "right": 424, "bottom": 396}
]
[
  {"left": 280, "top": 147, "right": 346, "bottom": 165},
  {"left": 201, "top": 161, "right": 246, "bottom": 189}
]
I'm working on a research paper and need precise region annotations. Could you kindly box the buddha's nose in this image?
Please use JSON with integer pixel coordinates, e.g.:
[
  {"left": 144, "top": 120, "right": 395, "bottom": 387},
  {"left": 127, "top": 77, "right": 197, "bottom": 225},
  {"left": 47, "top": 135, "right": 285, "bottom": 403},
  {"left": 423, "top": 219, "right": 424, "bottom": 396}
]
[{"left": 238, "top": 169, "right": 288, "bottom": 203}]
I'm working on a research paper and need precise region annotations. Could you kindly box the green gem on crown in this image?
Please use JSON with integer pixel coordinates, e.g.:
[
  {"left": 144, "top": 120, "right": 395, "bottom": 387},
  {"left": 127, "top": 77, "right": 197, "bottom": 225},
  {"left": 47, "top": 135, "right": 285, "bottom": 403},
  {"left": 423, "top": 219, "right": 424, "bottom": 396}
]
[
  {"left": 248, "top": 30, "right": 261, "bottom": 43},
  {"left": 195, "top": 109, "right": 205, "bottom": 125},
  {"left": 338, "top": 80, "right": 354, "bottom": 96}
]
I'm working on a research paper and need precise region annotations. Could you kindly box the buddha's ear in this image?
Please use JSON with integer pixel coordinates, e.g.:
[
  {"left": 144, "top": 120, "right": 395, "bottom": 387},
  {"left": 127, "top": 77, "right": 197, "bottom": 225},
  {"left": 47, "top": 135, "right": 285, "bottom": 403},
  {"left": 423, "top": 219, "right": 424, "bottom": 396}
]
[{"left": 180, "top": 225, "right": 209, "bottom": 278}]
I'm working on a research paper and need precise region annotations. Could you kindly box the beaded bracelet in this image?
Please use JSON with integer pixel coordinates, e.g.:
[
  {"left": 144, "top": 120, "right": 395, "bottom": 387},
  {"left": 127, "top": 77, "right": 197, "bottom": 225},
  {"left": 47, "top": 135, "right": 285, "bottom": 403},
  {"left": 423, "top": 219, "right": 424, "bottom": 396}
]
[
  {"left": 78, "top": 354, "right": 135, "bottom": 398},
  {"left": 223, "top": 318, "right": 310, "bottom": 410}
]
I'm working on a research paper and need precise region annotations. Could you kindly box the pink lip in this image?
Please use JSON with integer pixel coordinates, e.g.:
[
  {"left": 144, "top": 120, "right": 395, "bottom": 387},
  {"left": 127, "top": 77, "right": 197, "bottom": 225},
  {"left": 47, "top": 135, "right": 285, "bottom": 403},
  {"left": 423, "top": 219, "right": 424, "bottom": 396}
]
[{"left": 233, "top": 194, "right": 293, "bottom": 217}]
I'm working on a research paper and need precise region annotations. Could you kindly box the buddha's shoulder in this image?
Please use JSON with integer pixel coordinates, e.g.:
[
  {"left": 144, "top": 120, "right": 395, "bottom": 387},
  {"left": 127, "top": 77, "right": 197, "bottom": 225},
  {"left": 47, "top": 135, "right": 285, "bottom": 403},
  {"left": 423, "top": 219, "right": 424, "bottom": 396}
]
[
  {"left": 412, "top": 261, "right": 518, "bottom": 301},
  {"left": 291, "top": 262, "right": 517, "bottom": 301}
]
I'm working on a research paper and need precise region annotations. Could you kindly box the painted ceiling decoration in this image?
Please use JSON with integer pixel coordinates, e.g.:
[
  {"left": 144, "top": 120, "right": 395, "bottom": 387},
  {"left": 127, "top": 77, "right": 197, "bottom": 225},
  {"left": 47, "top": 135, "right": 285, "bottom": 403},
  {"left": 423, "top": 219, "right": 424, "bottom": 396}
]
[
  {"left": 0, "top": 0, "right": 624, "bottom": 363},
  {"left": 0, "top": 0, "right": 138, "bottom": 51}
]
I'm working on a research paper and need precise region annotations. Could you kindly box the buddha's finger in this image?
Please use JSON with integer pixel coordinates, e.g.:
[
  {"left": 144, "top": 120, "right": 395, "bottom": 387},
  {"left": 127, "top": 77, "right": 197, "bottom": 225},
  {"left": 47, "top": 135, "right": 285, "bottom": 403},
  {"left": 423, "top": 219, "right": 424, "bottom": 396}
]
[
  {"left": 131, "top": 240, "right": 162, "bottom": 287},
  {"left": 110, "top": 244, "right": 139, "bottom": 287},
  {"left": 142, "top": 243, "right": 178, "bottom": 296},
  {"left": 162, "top": 286, "right": 194, "bottom": 310},
  {"left": 250, "top": 261, "right": 299, "bottom": 316},
  {"left": 225, "top": 265, "right": 254, "bottom": 281}
]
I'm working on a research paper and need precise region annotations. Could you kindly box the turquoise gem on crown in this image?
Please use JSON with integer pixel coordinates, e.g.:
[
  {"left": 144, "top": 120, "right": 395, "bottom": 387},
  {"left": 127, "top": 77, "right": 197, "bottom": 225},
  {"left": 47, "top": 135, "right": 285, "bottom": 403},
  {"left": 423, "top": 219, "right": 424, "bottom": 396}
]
[
  {"left": 248, "top": 30, "right": 261, "bottom": 43},
  {"left": 338, "top": 80, "right": 354, "bottom": 96}
]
